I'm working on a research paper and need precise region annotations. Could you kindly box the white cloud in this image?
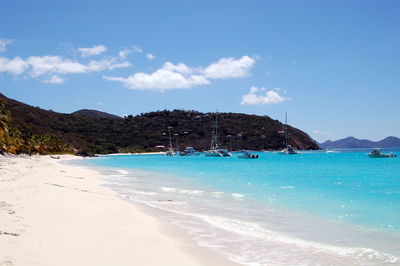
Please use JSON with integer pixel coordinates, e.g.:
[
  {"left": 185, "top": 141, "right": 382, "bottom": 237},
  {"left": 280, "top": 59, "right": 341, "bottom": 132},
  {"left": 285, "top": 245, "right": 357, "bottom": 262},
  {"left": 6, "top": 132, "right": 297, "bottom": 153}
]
[
  {"left": 104, "top": 55, "right": 256, "bottom": 91},
  {"left": 0, "top": 57, "right": 29, "bottom": 75},
  {"left": 103, "top": 62, "right": 210, "bottom": 91},
  {"left": 43, "top": 75, "right": 64, "bottom": 84},
  {"left": 1, "top": 53, "right": 131, "bottom": 84},
  {"left": 241, "top": 86, "right": 289, "bottom": 105},
  {"left": 133, "top": 46, "right": 143, "bottom": 53},
  {"left": 119, "top": 48, "right": 130, "bottom": 58},
  {"left": 0, "top": 39, "right": 13, "bottom": 52},
  {"left": 146, "top": 53, "right": 155, "bottom": 60},
  {"left": 77, "top": 45, "right": 107, "bottom": 57},
  {"left": 25, "top": 55, "right": 130, "bottom": 77},
  {"left": 163, "top": 62, "right": 192, "bottom": 75},
  {"left": 203, "top": 56, "right": 256, "bottom": 79}
]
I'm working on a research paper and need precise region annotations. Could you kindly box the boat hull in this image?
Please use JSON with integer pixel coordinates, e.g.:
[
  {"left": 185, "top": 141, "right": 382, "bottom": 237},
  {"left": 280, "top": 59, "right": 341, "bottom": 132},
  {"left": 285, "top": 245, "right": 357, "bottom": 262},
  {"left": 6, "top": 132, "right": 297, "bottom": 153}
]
[{"left": 367, "top": 153, "right": 396, "bottom": 158}]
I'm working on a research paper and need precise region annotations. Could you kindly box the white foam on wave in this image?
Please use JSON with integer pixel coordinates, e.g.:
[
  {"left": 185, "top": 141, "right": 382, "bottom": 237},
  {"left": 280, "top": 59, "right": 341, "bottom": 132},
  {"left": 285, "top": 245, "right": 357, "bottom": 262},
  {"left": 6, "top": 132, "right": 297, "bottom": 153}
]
[
  {"left": 280, "top": 185, "right": 295, "bottom": 189},
  {"left": 161, "top": 187, "right": 204, "bottom": 195},
  {"left": 161, "top": 187, "right": 177, "bottom": 192},
  {"left": 232, "top": 193, "right": 245, "bottom": 199},
  {"left": 116, "top": 188, "right": 399, "bottom": 265},
  {"left": 179, "top": 189, "right": 204, "bottom": 195},
  {"left": 129, "top": 189, "right": 158, "bottom": 196},
  {"left": 187, "top": 213, "right": 399, "bottom": 264},
  {"left": 385, "top": 191, "right": 400, "bottom": 194},
  {"left": 212, "top": 191, "right": 224, "bottom": 197},
  {"left": 116, "top": 169, "right": 129, "bottom": 175}
]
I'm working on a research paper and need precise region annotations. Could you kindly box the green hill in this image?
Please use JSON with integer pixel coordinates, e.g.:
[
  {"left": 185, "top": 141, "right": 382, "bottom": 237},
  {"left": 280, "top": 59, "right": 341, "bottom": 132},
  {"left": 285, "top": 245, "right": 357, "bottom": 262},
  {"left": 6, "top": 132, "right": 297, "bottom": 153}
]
[
  {"left": 0, "top": 93, "right": 319, "bottom": 154},
  {"left": 72, "top": 109, "right": 122, "bottom": 119}
]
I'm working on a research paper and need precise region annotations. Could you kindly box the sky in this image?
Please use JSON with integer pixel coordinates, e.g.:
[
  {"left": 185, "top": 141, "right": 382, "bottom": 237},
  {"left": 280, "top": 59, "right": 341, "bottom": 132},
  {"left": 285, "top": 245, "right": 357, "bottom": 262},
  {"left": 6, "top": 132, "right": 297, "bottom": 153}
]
[{"left": 1, "top": 0, "right": 399, "bottom": 142}]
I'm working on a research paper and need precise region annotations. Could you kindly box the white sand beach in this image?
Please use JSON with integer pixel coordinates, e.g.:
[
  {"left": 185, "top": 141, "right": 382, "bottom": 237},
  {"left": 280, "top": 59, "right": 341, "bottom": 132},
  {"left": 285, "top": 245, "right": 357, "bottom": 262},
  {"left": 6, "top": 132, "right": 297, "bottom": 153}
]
[{"left": 0, "top": 155, "right": 236, "bottom": 266}]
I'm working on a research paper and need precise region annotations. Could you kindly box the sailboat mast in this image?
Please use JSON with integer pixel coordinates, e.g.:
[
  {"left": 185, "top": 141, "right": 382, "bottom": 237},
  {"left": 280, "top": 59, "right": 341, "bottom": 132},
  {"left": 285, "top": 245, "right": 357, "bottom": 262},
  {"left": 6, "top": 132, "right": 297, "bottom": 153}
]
[
  {"left": 168, "top": 126, "right": 173, "bottom": 151},
  {"left": 284, "top": 111, "right": 288, "bottom": 147},
  {"left": 215, "top": 111, "right": 219, "bottom": 149},
  {"left": 210, "top": 110, "right": 219, "bottom": 150}
]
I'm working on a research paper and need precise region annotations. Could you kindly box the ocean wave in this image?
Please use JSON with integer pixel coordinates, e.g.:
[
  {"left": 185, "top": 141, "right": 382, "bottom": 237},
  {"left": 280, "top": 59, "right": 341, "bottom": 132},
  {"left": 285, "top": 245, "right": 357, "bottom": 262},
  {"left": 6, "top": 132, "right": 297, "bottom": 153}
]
[
  {"left": 161, "top": 187, "right": 205, "bottom": 195},
  {"left": 179, "top": 189, "right": 204, "bottom": 195},
  {"left": 232, "top": 193, "right": 245, "bottom": 199},
  {"left": 161, "top": 187, "right": 177, "bottom": 192},
  {"left": 128, "top": 189, "right": 158, "bottom": 196},
  {"left": 116, "top": 187, "right": 399, "bottom": 265},
  {"left": 116, "top": 169, "right": 129, "bottom": 175},
  {"left": 212, "top": 191, "right": 224, "bottom": 197},
  {"left": 187, "top": 214, "right": 399, "bottom": 265}
]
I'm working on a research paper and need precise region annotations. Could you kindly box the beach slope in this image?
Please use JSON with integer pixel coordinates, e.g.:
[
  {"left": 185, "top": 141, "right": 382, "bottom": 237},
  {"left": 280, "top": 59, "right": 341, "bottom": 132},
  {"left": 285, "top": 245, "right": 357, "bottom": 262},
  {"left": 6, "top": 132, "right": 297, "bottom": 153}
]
[{"left": 0, "top": 155, "right": 232, "bottom": 266}]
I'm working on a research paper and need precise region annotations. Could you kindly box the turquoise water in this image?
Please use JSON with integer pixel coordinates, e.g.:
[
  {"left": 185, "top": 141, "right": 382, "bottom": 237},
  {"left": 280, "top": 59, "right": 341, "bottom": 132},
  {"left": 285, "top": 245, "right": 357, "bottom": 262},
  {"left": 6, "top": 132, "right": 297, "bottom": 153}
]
[{"left": 81, "top": 149, "right": 400, "bottom": 265}]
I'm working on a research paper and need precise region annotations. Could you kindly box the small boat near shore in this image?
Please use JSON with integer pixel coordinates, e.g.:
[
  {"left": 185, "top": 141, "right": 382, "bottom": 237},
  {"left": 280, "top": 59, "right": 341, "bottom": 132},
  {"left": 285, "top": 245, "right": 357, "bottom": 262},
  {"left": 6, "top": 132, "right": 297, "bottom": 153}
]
[
  {"left": 367, "top": 148, "right": 397, "bottom": 158},
  {"left": 180, "top": 147, "right": 201, "bottom": 156},
  {"left": 238, "top": 150, "right": 259, "bottom": 159}
]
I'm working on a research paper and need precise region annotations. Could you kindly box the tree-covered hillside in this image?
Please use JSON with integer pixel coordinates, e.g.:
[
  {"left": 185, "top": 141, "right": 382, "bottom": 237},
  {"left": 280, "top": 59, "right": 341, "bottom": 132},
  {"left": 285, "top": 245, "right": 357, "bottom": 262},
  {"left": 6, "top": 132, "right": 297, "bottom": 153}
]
[{"left": 0, "top": 93, "right": 319, "bottom": 154}]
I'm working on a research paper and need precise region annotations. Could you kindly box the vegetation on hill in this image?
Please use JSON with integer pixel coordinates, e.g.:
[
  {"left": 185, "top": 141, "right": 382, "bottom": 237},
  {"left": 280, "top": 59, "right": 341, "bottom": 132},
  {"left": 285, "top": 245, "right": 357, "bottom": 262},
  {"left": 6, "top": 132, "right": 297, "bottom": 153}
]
[
  {"left": 0, "top": 99, "right": 73, "bottom": 155},
  {"left": 72, "top": 109, "right": 122, "bottom": 119},
  {"left": 0, "top": 93, "right": 319, "bottom": 154}
]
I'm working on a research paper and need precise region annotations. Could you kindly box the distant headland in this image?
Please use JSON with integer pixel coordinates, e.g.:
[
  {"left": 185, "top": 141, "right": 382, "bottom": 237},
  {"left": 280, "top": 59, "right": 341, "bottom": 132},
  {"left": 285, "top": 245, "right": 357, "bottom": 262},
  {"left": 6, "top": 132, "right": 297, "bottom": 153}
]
[
  {"left": 0, "top": 93, "right": 318, "bottom": 155},
  {"left": 319, "top": 136, "right": 400, "bottom": 149}
]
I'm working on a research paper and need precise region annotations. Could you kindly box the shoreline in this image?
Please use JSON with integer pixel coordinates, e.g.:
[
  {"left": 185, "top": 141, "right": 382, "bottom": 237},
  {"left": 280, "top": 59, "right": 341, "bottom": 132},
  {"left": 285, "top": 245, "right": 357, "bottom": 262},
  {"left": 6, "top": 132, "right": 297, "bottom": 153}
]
[
  {"left": 0, "top": 155, "right": 237, "bottom": 266},
  {"left": 77, "top": 154, "right": 400, "bottom": 265}
]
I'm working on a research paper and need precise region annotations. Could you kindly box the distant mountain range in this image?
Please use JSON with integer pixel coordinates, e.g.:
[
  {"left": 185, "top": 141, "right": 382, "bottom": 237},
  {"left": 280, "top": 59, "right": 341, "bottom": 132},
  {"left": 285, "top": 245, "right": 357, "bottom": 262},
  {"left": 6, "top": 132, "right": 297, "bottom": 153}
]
[{"left": 319, "top": 136, "right": 400, "bottom": 149}]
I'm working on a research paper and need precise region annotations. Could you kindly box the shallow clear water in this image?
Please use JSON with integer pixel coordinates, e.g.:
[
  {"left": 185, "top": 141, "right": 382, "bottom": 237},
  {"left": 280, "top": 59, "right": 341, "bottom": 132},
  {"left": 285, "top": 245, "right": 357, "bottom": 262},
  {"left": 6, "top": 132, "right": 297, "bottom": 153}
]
[{"left": 78, "top": 149, "right": 400, "bottom": 265}]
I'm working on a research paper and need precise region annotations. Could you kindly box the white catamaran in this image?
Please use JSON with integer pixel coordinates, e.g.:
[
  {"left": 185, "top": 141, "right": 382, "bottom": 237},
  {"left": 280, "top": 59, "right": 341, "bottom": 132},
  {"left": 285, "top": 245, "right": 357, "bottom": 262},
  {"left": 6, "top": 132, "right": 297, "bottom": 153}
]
[
  {"left": 205, "top": 111, "right": 231, "bottom": 157},
  {"left": 279, "top": 112, "right": 298, "bottom": 155},
  {"left": 164, "top": 126, "right": 177, "bottom": 156}
]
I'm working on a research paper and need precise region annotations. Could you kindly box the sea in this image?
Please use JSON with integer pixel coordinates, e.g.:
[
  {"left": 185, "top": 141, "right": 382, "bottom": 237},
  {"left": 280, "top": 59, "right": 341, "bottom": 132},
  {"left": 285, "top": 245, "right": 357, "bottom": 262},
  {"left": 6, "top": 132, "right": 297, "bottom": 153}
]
[{"left": 73, "top": 149, "right": 400, "bottom": 265}]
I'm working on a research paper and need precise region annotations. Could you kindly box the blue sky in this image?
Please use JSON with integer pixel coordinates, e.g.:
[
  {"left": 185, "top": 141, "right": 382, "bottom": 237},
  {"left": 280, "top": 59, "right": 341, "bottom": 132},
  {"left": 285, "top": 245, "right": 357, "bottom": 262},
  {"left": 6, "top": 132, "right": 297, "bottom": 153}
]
[{"left": 1, "top": 0, "right": 399, "bottom": 142}]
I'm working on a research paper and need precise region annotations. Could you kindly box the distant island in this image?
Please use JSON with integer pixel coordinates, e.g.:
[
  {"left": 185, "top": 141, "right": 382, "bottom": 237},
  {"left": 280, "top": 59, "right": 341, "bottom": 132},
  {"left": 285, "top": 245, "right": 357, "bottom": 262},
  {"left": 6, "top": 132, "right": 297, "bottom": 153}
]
[
  {"left": 0, "top": 93, "right": 318, "bottom": 155},
  {"left": 319, "top": 136, "right": 400, "bottom": 149}
]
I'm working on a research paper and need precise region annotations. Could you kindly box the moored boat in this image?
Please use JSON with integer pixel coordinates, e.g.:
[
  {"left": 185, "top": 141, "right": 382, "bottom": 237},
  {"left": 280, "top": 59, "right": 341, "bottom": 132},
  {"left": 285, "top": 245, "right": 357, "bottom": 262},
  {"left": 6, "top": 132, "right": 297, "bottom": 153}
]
[
  {"left": 238, "top": 150, "right": 259, "bottom": 159},
  {"left": 367, "top": 148, "right": 397, "bottom": 158},
  {"left": 164, "top": 126, "right": 177, "bottom": 156},
  {"left": 279, "top": 145, "right": 298, "bottom": 155},
  {"left": 205, "top": 111, "right": 232, "bottom": 157},
  {"left": 180, "top": 147, "right": 201, "bottom": 156},
  {"left": 279, "top": 112, "right": 298, "bottom": 155}
]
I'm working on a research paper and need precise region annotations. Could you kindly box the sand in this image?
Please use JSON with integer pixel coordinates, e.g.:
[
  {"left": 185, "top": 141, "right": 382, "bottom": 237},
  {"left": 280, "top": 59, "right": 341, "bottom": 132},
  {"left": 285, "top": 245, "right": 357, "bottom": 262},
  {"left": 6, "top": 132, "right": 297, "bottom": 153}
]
[{"left": 0, "top": 155, "right": 236, "bottom": 266}]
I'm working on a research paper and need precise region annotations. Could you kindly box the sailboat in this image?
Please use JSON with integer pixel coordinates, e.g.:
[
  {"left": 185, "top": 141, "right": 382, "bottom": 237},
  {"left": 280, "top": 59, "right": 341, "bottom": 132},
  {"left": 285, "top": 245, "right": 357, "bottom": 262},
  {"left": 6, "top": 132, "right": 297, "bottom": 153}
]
[
  {"left": 164, "top": 126, "right": 177, "bottom": 156},
  {"left": 205, "top": 111, "right": 231, "bottom": 157},
  {"left": 279, "top": 112, "right": 298, "bottom": 155}
]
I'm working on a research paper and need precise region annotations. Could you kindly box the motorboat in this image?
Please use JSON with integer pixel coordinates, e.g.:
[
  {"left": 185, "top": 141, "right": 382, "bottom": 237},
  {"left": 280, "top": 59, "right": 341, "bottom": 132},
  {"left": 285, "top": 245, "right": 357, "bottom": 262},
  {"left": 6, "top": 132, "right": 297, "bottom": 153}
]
[
  {"left": 180, "top": 147, "right": 201, "bottom": 156},
  {"left": 367, "top": 148, "right": 397, "bottom": 158},
  {"left": 165, "top": 150, "right": 177, "bottom": 156},
  {"left": 238, "top": 150, "right": 259, "bottom": 159}
]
